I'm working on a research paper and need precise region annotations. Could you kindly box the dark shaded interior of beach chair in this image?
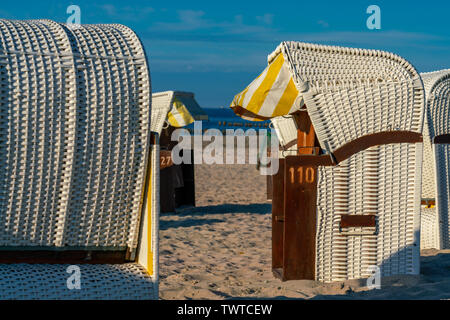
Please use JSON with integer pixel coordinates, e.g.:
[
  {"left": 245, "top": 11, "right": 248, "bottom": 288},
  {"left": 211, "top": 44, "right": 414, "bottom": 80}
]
[{"left": 159, "top": 126, "right": 196, "bottom": 213}]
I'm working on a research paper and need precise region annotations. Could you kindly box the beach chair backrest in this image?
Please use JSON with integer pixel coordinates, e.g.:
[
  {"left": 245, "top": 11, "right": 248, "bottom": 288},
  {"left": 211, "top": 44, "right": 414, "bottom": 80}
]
[
  {"left": 0, "top": 19, "right": 151, "bottom": 251},
  {"left": 274, "top": 41, "right": 424, "bottom": 153},
  {"left": 420, "top": 70, "right": 450, "bottom": 249}
]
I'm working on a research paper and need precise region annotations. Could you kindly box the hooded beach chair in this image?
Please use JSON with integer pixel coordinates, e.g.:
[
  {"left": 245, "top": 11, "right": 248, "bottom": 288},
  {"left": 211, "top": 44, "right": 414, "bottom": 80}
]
[
  {"left": 231, "top": 41, "right": 425, "bottom": 282},
  {"left": 0, "top": 19, "right": 158, "bottom": 299},
  {"left": 420, "top": 70, "right": 450, "bottom": 250},
  {"left": 151, "top": 91, "right": 208, "bottom": 212}
]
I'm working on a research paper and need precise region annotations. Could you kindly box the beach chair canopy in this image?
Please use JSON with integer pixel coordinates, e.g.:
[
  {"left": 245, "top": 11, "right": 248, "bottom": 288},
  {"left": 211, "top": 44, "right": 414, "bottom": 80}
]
[
  {"left": 231, "top": 42, "right": 424, "bottom": 155},
  {"left": 151, "top": 91, "right": 208, "bottom": 134},
  {"left": 232, "top": 41, "right": 425, "bottom": 282},
  {"left": 0, "top": 19, "right": 157, "bottom": 299},
  {"left": 231, "top": 52, "right": 301, "bottom": 121},
  {"left": 420, "top": 69, "right": 450, "bottom": 249}
]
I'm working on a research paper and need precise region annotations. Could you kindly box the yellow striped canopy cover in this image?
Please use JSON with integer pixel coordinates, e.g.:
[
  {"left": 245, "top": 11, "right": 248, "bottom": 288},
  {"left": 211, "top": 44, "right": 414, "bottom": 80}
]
[
  {"left": 167, "top": 97, "right": 197, "bottom": 127},
  {"left": 230, "top": 53, "right": 302, "bottom": 121}
]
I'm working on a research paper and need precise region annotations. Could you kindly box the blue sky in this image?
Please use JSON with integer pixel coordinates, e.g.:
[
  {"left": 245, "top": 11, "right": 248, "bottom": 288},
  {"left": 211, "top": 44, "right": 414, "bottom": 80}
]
[{"left": 1, "top": 1, "right": 449, "bottom": 107}]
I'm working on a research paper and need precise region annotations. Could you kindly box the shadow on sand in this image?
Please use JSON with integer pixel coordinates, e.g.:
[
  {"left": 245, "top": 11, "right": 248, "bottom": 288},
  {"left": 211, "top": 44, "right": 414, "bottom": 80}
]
[
  {"left": 160, "top": 203, "right": 271, "bottom": 230},
  {"left": 231, "top": 252, "right": 450, "bottom": 300},
  {"left": 160, "top": 218, "right": 226, "bottom": 231},
  {"left": 160, "top": 203, "right": 272, "bottom": 217}
]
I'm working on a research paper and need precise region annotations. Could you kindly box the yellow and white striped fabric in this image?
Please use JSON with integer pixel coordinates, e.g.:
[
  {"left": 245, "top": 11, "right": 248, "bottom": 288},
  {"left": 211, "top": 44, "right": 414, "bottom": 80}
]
[
  {"left": 167, "top": 97, "right": 196, "bottom": 127},
  {"left": 230, "top": 53, "right": 301, "bottom": 121}
]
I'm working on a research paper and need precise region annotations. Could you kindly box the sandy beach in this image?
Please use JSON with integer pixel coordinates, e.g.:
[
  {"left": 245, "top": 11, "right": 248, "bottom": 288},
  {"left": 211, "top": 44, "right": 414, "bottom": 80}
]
[{"left": 159, "top": 161, "right": 450, "bottom": 300}]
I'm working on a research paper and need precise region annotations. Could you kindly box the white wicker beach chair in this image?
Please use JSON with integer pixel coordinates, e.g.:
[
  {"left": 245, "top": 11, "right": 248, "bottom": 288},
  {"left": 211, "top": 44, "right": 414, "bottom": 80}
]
[
  {"left": 420, "top": 69, "right": 450, "bottom": 250},
  {"left": 0, "top": 19, "right": 158, "bottom": 299},
  {"left": 231, "top": 41, "right": 425, "bottom": 282},
  {"left": 151, "top": 91, "right": 207, "bottom": 212}
]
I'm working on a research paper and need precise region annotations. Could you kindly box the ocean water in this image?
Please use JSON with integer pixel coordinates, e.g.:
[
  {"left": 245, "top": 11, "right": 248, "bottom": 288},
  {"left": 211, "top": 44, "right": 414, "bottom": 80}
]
[{"left": 187, "top": 107, "right": 270, "bottom": 132}]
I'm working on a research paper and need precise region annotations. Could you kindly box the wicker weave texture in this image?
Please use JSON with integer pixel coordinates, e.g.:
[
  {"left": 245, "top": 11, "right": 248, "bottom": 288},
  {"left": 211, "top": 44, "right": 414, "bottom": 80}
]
[
  {"left": 420, "top": 207, "right": 440, "bottom": 250},
  {"left": 421, "top": 70, "right": 450, "bottom": 198},
  {"left": 0, "top": 20, "right": 77, "bottom": 247},
  {"left": 0, "top": 19, "right": 151, "bottom": 249},
  {"left": 0, "top": 263, "right": 154, "bottom": 300},
  {"left": 151, "top": 91, "right": 175, "bottom": 134},
  {"left": 316, "top": 143, "right": 422, "bottom": 282},
  {"left": 421, "top": 113, "right": 436, "bottom": 199},
  {"left": 434, "top": 144, "right": 450, "bottom": 248},
  {"left": 420, "top": 70, "right": 450, "bottom": 249},
  {"left": 271, "top": 42, "right": 424, "bottom": 154}
]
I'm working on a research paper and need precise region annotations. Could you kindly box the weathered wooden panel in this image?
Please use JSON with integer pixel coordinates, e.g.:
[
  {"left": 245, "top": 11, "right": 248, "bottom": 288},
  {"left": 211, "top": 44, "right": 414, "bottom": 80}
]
[
  {"left": 333, "top": 131, "right": 423, "bottom": 163},
  {"left": 282, "top": 158, "right": 318, "bottom": 280},
  {"left": 267, "top": 174, "right": 273, "bottom": 200},
  {"left": 160, "top": 150, "right": 173, "bottom": 169},
  {"left": 340, "top": 215, "right": 376, "bottom": 228}
]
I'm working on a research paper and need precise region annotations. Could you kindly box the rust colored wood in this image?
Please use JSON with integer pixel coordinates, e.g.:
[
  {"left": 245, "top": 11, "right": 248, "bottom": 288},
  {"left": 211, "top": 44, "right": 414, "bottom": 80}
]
[
  {"left": 267, "top": 144, "right": 273, "bottom": 200},
  {"left": 293, "top": 112, "right": 318, "bottom": 155},
  {"left": 333, "top": 131, "right": 423, "bottom": 163},
  {"left": 280, "top": 139, "right": 297, "bottom": 152},
  {"left": 285, "top": 155, "right": 334, "bottom": 167},
  {"left": 272, "top": 159, "right": 285, "bottom": 270},
  {"left": 340, "top": 215, "right": 376, "bottom": 228},
  {"left": 150, "top": 131, "right": 158, "bottom": 145},
  {"left": 160, "top": 150, "right": 173, "bottom": 169},
  {"left": 283, "top": 131, "right": 422, "bottom": 166},
  {"left": 231, "top": 105, "right": 271, "bottom": 121},
  {"left": 434, "top": 134, "right": 450, "bottom": 144},
  {"left": 282, "top": 157, "right": 317, "bottom": 280},
  {"left": 421, "top": 199, "right": 436, "bottom": 206},
  {"left": 0, "top": 250, "right": 128, "bottom": 264}
]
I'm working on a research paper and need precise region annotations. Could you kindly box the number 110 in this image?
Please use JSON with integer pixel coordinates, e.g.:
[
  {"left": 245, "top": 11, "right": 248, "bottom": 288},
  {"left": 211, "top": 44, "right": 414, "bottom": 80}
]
[{"left": 289, "top": 166, "right": 315, "bottom": 184}]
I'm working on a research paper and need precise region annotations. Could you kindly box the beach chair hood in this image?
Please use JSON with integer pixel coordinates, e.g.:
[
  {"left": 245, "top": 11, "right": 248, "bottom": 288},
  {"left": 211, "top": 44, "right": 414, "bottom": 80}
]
[
  {"left": 152, "top": 91, "right": 208, "bottom": 133},
  {"left": 420, "top": 69, "right": 450, "bottom": 249},
  {"left": 231, "top": 51, "right": 303, "bottom": 121},
  {"left": 231, "top": 42, "right": 425, "bottom": 156}
]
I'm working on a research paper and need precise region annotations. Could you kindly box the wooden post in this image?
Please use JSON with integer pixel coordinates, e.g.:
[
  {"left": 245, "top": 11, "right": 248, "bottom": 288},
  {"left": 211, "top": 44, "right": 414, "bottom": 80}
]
[
  {"left": 282, "top": 158, "right": 318, "bottom": 280},
  {"left": 272, "top": 159, "right": 285, "bottom": 272},
  {"left": 293, "top": 112, "right": 319, "bottom": 156},
  {"left": 272, "top": 111, "right": 321, "bottom": 281}
]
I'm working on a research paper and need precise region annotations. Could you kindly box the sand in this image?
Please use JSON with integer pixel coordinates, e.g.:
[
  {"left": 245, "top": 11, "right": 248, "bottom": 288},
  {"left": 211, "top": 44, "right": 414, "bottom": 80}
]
[{"left": 159, "top": 162, "right": 450, "bottom": 300}]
